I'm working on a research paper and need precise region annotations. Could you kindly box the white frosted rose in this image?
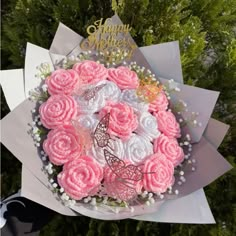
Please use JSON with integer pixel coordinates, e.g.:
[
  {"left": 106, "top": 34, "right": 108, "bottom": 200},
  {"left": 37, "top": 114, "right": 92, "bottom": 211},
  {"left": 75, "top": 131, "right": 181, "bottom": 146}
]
[
  {"left": 97, "top": 80, "right": 121, "bottom": 102},
  {"left": 88, "top": 139, "right": 125, "bottom": 166},
  {"left": 123, "top": 134, "right": 153, "bottom": 164},
  {"left": 76, "top": 114, "right": 99, "bottom": 131},
  {"left": 135, "top": 112, "right": 160, "bottom": 142},
  {"left": 74, "top": 86, "right": 106, "bottom": 114},
  {"left": 120, "top": 89, "right": 149, "bottom": 112}
]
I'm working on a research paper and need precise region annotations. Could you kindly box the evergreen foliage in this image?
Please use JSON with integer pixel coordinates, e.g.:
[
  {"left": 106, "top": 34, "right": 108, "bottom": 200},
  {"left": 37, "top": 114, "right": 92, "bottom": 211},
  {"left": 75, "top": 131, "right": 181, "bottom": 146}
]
[{"left": 1, "top": 0, "right": 235, "bottom": 235}]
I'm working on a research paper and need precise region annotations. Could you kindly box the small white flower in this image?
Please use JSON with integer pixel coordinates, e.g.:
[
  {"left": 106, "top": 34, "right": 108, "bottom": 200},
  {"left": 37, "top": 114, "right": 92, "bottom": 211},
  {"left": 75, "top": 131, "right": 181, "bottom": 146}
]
[
  {"left": 90, "top": 198, "right": 96, "bottom": 206},
  {"left": 42, "top": 84, "right": 48, "bottom": 92},
  {"left": 145, "top": 200, "right": 150, "bottom": 206},
  {"left": 114, "top": 208, "right": 120, "bottom": 213},
  {"left": 148, "top": 193, "right": 153, "bottom": 199},
  {"left": 32, "top": 127, "right": 39, "bottom": 134},
  {"left": 149, "top": 198, "right": 155, "bottom": 204}
]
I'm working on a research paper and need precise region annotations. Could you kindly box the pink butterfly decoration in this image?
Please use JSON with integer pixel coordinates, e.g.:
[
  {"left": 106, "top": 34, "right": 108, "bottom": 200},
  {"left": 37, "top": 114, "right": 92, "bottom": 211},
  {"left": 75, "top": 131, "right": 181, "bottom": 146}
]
[
  {"left": 104, "top": 149, "right": 143, "bottom": 181},
  {"left": 103, "top": 179, "right": 137, "bottom": 202},
  {"left": 103, "top": 149, "right": 144, "bottom": 201},
  {"left": 81, "top": 84, "right": 106, "bottom": 101},
  {"left": 93, "top": 113, "right": 113, "bottom": 150}
]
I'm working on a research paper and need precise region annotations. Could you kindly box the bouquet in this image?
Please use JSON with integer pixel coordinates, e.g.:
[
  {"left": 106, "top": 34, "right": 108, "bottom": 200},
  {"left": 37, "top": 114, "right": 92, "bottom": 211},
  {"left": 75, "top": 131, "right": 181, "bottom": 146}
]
[{"left": 1, "top": 15, "right": 232, "bottom": 222}]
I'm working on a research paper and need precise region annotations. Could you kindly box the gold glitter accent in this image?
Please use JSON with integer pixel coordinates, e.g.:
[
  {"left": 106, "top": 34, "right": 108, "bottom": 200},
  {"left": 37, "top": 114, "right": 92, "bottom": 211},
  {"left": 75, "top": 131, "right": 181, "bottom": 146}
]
[{"left": 137, "top": 78, "right": 163, "bottom": 103}]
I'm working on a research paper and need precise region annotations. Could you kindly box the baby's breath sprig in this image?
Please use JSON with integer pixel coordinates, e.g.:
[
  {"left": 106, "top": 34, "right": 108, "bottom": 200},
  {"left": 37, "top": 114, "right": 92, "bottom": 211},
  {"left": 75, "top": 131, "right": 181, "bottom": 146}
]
[
  {"left": 29, "top": 88, "right": 49, "bottom": 103},
  {"left": 35, "top": 63, "right": 51, "bottom": 79},
  {"left": 61, "top": 55, "right": 80, "bottom": 69},
  {"left": 170, "top": 98, "right": 201, "bottom": 128},
  {"left": 29, "top": 111, "right": 48, "bottom": 147},
  {"left": 138, "top": 191, "right": 157, "bottom": 206},
  {"left": 128, "top": 62, "right": 164, "bottom": 103},
  {"left": 164, "top": 79, "right": 181, "bottom": 94},
  {"left": 178, "top": 111, "right": 202, "bottom": 128},
  {"left": 49, "top": 182, "right": 77, "bottom": 207},
  {"left": 170, "top": 99, "right": 188, "bottom": 114},
  {"left": 45, "top": 163, "right": 62, "bottom": 178},
  {"left": 60, "top": 52, "right": 94, "bottom": 69},
  {"left": 175, "top": 158, "right": 197, "bottom": 187},
  {"left": 78, "top": 51, "right": 93, "bottom": 61},
  {"left": 83, "top": 49, "right": 129, "bottom": 68},
  {"left": 103, "top": 49, "right": 129, "bottom": 67},
  {"left": 172, "top": 133, "right": 197, "bottom": 187}
]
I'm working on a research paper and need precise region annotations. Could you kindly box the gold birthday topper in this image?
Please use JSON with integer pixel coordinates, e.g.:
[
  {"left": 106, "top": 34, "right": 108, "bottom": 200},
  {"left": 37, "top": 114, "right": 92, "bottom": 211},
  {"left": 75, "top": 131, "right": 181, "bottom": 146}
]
[{"left": 80, "top": 18, "right": 137, "bottom": 60}]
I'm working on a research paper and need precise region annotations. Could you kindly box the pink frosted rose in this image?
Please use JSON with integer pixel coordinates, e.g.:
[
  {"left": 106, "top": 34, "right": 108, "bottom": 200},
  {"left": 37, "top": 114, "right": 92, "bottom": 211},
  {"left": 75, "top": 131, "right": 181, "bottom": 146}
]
[
  {"left": 107, "top": 66, "right": 139, "bottom": 90},
  {"left": 103, "top": 162, "right": 143, "bottom": 201},
  {"left": 149, "top": 92, "right": 169, "bottom": 113},
  {"left": 58, "top": 156, "right": 103, "bottom": 200},
  {"left": 39, "top": 95, "right": 77, "bottom": 129},
  {"left": 153, "top": 134, "right": 184, "bottom": 167},
  {"left": 100, "top": 102, "right": 138, "bottom": 140},
  {"left": 143, "top": 153, "right": 174, "bottom": 193},
  {"left": 46, "top": 69, "right": 80, "bottom": 95},
  {"left": 43, "top": 125, "right": 82, "bottom": 165},
  {"left": 154, "top": 110, "right": 181, "bottom": 138},
  {"left": 72, "top": 60, "right": 107, "bottom": 85}
]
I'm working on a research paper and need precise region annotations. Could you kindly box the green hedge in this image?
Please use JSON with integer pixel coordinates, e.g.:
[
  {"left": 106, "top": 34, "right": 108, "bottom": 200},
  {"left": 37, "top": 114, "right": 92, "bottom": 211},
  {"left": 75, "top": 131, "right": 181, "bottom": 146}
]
[{"left": 1, "top": 0, "right": 236, "bottom": 235}]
